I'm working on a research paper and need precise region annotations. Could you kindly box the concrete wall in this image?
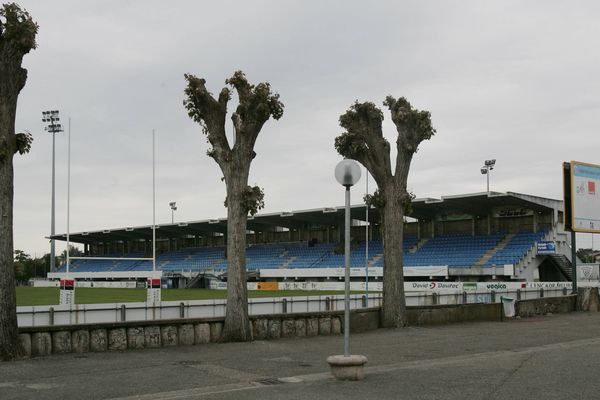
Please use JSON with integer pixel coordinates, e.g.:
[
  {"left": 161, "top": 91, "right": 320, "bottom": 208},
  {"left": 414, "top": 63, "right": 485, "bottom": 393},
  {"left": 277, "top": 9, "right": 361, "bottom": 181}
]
[
  {"left": 516, "top": 295, "right": 577, "bottom": 317},
  {"left": 17, "top": 296, "right": 578, "bottom": 359},
  {"left": 407, "top": 303, "right": 503, "bottom": 326}
]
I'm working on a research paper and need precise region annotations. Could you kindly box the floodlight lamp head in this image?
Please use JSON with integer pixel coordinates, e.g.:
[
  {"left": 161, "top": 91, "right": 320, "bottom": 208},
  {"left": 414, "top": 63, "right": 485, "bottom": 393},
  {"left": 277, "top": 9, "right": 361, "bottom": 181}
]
[
  {"left": 481, "top": 168, "right": 487, "bottom": 175},
  {"left": 335, "top": 159, "right": 361, "bottom": 187}
]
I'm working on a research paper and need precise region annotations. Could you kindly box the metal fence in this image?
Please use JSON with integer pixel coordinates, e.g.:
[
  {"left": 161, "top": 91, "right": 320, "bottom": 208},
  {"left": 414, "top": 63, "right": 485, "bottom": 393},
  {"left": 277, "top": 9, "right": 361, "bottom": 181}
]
[{"left": 16, "top": 286, "right": 570, "bottom": 328}]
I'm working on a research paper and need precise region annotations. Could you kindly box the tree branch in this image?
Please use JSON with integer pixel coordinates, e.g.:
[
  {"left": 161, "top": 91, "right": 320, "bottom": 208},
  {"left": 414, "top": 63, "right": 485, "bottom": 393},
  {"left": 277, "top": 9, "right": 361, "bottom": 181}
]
[
  {"left": 384, "top": 96, "right": 435, "bottom": 178},
  {"left": 335, "top": 101, "right": 391, "bottom": 185},
  {"left": 183, "top": 73, "right": 231, "bottom": 169},
  {"left": 226, "top": 71, "right": 283, "bottom": 157}
]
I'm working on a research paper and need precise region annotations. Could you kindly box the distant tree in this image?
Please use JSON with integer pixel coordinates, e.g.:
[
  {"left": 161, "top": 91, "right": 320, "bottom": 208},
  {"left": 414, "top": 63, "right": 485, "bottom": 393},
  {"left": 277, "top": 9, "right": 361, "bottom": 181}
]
[
  {"left": 183, "top": 71, "right": 283, "bottom": 341},
  {"left": 13, "top": 249, "right": 30, "bottom": 263},
  {"left": 577, "top": 248, "right": 595, "bottom": 264},
  {"left": 335, "top": 97, "right": 435, "bottom": 328},
  {"left": 57, "top": 245, "right": 83, "bottom": 265},
  {"left": 13, "top": 249, "right": 31, "bottom": 282},
  {"left": 0, "top": 2, "right": 38, "bottom": 361}
]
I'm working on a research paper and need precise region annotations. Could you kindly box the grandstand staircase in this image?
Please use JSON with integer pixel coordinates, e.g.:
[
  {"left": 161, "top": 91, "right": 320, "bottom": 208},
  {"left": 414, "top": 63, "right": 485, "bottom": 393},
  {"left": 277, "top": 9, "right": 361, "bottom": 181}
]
[
  {"left": 474, "top": 234, "right": 515, "bottom": 267},
  {"left": 368, "top": 254, "right": 382, "bottom": 268},
  {"left": 546, "top": 254, "right": 573, "bottom": 281},
  {"left": 280, "top": 257, "right": 295, "bottom": 268},
  {"left": 185, "top": 273, "right": 203, "bottom": 288},
  {"left": 411, "top": 238, "right": 429, "bottom": 253}
]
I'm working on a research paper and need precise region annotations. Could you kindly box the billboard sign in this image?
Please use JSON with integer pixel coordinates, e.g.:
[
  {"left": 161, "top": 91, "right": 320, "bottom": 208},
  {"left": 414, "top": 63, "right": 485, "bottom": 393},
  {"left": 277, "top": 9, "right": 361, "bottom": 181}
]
[
  {"left": 564, "top": 161, "right": 600, "bottom": 233},
  {"left": 536, "top": 241, "right": 556, "bottom": 255},
  {"left": 577, "top": 264, "right": 599, "bottom": 282}
]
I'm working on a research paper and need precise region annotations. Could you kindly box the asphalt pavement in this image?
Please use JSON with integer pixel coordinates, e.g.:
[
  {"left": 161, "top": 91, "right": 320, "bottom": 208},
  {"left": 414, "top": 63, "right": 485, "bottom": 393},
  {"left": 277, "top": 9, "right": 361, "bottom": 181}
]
[{"left": 2, "top": 312, "right": 600, "bottom": 400}]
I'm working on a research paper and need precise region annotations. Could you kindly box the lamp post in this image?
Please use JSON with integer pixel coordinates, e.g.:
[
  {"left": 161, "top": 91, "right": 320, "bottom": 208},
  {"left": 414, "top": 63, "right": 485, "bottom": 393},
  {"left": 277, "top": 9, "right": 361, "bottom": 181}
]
[
  {"left": 170, "top": 201, "right": 177, "bottom": 224},
  {"left": 480, "top": 159, "right": 496, "bottom": 193},
  {"left": 327, "top": 159, "right": 367, "bottom": 381},
  {"left": 42, "top": 110, "right": 63, "bottom": 273}
]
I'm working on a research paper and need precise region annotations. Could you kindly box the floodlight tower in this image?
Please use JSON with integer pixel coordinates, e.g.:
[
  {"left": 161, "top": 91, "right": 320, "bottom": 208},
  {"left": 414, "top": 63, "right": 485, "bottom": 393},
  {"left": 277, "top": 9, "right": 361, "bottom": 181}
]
[
  {"left": 480, "top": 159, "right": 496, "bottom": 193},
  {"left": 170, "top": 201, "right": 177, "bottom": 224},
  {"left": 42, "top": 110, "right": 63, "bottom": 272}
]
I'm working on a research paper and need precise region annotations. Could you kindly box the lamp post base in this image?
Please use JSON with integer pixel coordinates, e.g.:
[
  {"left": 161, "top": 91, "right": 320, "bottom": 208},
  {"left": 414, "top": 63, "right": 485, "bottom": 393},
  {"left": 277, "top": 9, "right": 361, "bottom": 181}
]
[{"left": 326, "top": 355, "right": 368, "bottom": 381}]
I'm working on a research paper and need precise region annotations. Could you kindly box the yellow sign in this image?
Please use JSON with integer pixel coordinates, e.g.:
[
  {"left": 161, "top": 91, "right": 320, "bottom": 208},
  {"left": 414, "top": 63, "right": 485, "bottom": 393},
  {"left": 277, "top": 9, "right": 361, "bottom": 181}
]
[{"left": 257, "top": 282, "right": 279, "bottom": 291}]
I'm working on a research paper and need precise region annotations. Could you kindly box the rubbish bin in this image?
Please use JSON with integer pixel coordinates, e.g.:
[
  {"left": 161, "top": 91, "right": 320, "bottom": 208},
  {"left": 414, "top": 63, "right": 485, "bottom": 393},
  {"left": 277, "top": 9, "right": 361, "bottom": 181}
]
[{"left": 501, "top": 296, "right": 516, "bottom": 318}]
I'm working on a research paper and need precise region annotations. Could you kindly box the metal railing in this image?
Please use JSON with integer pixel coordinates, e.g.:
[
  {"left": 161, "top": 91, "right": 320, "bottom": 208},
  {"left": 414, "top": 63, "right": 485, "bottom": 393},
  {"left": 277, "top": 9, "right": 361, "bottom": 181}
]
[{"left": 16, "top": 287, "right": 570, "bottom": 328}]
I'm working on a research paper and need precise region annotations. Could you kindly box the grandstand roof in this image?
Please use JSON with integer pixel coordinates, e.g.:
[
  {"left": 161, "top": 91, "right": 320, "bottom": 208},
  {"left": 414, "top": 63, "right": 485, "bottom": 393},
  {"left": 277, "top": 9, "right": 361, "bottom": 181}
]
[{"left": 51, "top": 191, "right": 562, "bottom": 244}]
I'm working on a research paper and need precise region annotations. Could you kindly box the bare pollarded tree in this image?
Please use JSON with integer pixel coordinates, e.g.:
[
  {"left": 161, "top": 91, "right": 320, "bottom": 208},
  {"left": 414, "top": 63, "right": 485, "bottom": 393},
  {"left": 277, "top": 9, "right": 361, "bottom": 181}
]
[
  {"left": 184, "top": 71, "right": 283, "bottom": 341},
  {"left": 0, "top": 2, "right": 37, "bottom": 361},
  {"left": 335, "top": 97, "right": 435, "bottom": 328}
]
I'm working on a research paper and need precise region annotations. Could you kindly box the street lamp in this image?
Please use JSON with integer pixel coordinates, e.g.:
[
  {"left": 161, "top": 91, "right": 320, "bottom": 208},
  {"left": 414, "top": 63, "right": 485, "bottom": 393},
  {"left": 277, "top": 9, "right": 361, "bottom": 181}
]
[
  {"left": 327, "top": 159, "right": 367, "bottom": 381},
  {"left": 481, "top": 159, "right": 496, "bottom": 193},
  {"left": 42, "top": 110, "right": 63, "bottom": 273},
  {"left": 169, "top": 201, "right": 177, "bottom": 224}
]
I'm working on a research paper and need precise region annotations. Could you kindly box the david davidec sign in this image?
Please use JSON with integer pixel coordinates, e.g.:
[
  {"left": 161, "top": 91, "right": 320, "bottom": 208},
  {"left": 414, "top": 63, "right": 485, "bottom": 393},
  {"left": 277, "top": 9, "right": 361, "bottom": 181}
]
[{"left": 564, "top": 161, "right": 600, "bottom": 233}]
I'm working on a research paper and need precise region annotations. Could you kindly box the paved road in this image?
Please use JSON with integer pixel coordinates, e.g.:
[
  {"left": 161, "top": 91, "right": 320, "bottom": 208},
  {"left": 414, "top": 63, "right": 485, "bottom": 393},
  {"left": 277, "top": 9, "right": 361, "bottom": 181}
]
[{"left": 3, "top": 312, "right": 600, "bottom": 400}]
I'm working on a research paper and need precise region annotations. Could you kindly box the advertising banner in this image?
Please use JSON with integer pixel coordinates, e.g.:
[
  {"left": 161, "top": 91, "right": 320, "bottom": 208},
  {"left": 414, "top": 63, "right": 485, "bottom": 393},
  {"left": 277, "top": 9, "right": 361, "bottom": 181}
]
[
  {"left": 536, "top": 241, "right": 556, "bottom": 255},
  {"left": 570, "top": 161, "right": 600, "bottom": 233},
  {"left": 59, "top": 278, "right": 75, "bottom": 305},
  {"left": 577, "top": 264, "right": 600, "bottom": 282}
]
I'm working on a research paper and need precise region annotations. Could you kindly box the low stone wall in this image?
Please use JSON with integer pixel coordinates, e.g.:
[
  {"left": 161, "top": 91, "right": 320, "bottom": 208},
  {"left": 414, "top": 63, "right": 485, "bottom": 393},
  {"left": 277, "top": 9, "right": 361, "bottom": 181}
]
[
  {"left": 17, "top": 296, "right": 578, "bottom": 359},
  {"left": 516, "top": 295, "right": 577, "bottom": 317},
  {"left": 18, "top": 313, "right": 344, "bottom": 359},
  {"left": 406, "top": 302, "right": 502, "bottom": 326},
  {"left": 577, "top": 287, "right": 600, "bottom": 312}
]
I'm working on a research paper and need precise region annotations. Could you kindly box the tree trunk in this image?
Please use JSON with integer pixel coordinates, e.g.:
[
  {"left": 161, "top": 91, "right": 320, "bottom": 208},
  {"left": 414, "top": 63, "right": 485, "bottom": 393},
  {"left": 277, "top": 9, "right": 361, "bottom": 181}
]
[
  {"left": 0, "top": 113, "right": 25, "bottom": 361},
  {"left": 221, "top": 173, "right": 251, "bottom": 342},
  {"left": 381, "top": 183, "right": 407, "bottom": 328}
]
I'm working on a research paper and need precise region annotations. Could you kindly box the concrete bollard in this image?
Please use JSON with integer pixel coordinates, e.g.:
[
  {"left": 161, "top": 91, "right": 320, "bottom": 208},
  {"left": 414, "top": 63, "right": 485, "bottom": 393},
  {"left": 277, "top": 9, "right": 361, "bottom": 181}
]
[
  {"left": 31, "top": 332, "right": 52, "bottom": 357},
  {"left": 267, "top": 319, "right": 281, "bottom": 340},
  {"left": 194, "top": 323, "right": 211, "bottom": 344},
  {"left": 319, "top": 317, "right": 332, "bottom": 335},
  {"left": 331, "top": 317, "right": 342, "bottom": 335},
  {"left": 327, "top": 355, "right": 368, "bottom": 381},
  {"left": 252, "top": 319, "right": 268, "bottom": 341},
  {"left": 161, "top": 326, "right": 178, "bottom": 346},
  {"left": 127, "top": 327, "right": 145, "bottom": 349},
  {"left": 210, "top": 322, "right": 223, "bottom": 342},
  {"left": 19, "top": 333, "right": 32, "bottom": 358},
  {"left": 90, "top": 329, "right": 108, "bottom": 352},
  {"left": 72, "top": 330, "right": 90, "bottom": 353},
  {"left": 52, "top": 331, "right": 72, "bottom": 354},
  {"left": 306, "top": 318, "right": 319, "bottom": 337},
  {"left": 144, "top": 326, "right": 161, "bottom": 348},
  {"left": 282, "top": 319, "right": 295, "bottom": 338},
  {"left": 178, "top": 324, "right": 194, "bottom": 346},
  {"left": 108, "top": 328, "right": 127, "bottom": 351}
]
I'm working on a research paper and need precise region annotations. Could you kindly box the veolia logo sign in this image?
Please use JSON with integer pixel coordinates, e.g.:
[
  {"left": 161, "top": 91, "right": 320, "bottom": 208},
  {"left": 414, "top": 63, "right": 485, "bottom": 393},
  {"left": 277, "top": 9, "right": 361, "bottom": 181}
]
[{"left": 484, "top": 283, "right": 507, "bottom": 290}]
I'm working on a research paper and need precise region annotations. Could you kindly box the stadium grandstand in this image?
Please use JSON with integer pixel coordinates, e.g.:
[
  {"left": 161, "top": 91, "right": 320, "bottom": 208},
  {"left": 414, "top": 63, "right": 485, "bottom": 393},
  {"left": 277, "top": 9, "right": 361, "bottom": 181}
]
[{"left": 48, "top": 191, "right": 574, "bottom": 287}]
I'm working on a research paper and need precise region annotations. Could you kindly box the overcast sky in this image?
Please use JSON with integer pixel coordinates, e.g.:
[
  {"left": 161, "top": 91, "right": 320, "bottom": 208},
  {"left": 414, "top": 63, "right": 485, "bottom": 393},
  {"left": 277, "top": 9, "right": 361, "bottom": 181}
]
[{"left": 12, "top": 0, "right": 600, "bottom": 256}]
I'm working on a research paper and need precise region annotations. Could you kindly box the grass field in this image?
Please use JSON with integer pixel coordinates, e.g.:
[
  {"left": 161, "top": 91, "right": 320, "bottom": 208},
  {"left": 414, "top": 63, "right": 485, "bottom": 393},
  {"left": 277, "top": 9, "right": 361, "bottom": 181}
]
[{"left": 15, "top": 287, "right": 356, "bottom": 306}]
